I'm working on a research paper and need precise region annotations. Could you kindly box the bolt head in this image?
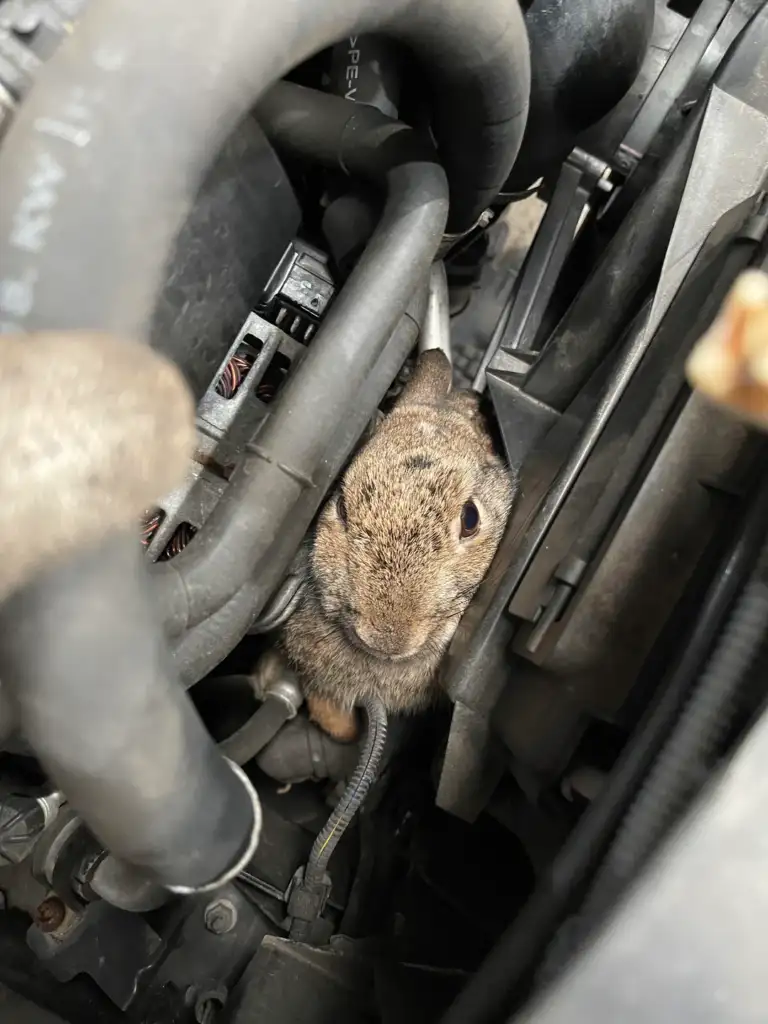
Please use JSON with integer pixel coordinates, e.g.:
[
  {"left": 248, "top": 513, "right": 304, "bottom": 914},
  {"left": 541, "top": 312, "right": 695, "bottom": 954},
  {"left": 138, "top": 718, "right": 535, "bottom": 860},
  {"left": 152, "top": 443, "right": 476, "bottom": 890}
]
[
  {"left": 203, "top": 898, "right": 237, "bottom": 935},
  {"left": 34, "top": 896, "right": 66, "bottom": 933}
]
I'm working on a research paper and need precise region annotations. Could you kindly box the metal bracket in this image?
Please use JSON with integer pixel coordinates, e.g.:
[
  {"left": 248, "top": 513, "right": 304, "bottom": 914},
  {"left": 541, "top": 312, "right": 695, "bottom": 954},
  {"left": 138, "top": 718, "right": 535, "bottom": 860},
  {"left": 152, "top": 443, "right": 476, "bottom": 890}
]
[
  {"left": 476, "top": 148, "right": 611, "bottom": 392},
  {"left": 521, "top": 555, "right": 588, "bottom": 656}
]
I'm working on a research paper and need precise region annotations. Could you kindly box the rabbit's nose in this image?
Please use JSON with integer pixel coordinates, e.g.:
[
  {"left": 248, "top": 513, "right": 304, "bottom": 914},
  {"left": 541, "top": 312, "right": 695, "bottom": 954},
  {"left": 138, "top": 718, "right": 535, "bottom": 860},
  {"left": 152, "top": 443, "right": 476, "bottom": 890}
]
[{"left": 349, "top": 617, "right": 419, "bottom": 660}]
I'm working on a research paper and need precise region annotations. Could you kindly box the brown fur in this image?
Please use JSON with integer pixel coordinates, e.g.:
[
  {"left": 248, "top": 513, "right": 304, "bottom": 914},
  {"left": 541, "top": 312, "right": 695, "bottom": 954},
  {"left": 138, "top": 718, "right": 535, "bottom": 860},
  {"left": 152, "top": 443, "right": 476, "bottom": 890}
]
[
  {"left": 306, "top": 694, "right": 360, "bottom": 742},
  {"left": 282, "top": 350, "right": 516, "bottom": 734}
]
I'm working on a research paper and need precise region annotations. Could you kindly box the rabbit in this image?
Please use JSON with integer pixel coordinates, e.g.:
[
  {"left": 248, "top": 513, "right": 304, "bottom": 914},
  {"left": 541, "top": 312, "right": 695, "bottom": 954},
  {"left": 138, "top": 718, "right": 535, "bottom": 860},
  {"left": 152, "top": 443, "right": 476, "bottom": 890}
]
[{"left": 282, "top": 349, "right": 517, "bottom": 741}]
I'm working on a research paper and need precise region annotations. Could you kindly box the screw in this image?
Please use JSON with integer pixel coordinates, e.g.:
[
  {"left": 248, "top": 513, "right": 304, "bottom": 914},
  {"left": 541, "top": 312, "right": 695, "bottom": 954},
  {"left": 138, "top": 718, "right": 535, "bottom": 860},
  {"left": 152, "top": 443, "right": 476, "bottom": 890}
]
[
  {"left": 203, "top": 898, "right": 237, "bottom": 935},
  {"left": 34, "top": 896, "right": 66, "bottom": 933}
]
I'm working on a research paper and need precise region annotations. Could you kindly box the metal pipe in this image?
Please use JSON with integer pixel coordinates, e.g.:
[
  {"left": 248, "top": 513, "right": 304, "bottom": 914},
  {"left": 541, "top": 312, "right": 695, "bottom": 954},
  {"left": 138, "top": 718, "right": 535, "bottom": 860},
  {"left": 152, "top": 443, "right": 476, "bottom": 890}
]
[{"left": 420, "top": 261, "right": 452, "bottom": 365}]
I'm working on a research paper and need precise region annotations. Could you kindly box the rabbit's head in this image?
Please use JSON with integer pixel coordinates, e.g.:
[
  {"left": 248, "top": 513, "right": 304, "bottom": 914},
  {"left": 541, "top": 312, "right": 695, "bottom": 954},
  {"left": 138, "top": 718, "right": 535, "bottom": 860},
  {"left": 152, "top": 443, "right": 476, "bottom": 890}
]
[{"left": 309, "top": 350, "right": 516, "bottom": 663}]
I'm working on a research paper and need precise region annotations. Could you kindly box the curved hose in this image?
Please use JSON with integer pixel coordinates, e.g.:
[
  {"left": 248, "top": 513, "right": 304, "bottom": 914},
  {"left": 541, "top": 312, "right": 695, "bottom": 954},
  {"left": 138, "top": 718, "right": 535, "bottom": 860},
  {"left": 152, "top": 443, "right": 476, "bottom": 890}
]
[
  {"left": 0, "top": 534, "right": 261, "bottom": 893},
  {"left": 218, "top": 694, "right": 294, "bottom": 767},
  {"left": 169, "top": 284, "right": 427, "bottom": 686},
  {"left": 0, "top": 0, "right": 529, "bottom": 340},
  {"left": 506, "top": 0, "right": 654, "bottom": 192},
  {"left": 306, "top": 696, "right": 388, "bottom": 886},
  {"left": 153, "top": 91, "right": 447, "bottom": 636}
]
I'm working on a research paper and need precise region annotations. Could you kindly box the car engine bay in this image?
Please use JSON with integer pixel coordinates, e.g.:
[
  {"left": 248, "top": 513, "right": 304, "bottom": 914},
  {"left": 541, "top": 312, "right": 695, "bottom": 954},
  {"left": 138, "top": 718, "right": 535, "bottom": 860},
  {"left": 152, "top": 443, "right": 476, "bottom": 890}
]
[{"left": 2, "top": 0, "right": 768, "bottom": 1021}]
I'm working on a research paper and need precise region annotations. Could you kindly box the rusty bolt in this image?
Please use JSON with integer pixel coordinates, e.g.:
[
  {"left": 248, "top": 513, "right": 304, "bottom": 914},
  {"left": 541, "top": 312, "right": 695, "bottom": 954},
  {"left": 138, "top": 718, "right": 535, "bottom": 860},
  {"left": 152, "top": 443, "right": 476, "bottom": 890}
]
[
  {"left": 34, "top": 895, "right": 66, "bottom": 933},
  {"left": 203, "top": 898, "right": 237, "bottom": 936}
]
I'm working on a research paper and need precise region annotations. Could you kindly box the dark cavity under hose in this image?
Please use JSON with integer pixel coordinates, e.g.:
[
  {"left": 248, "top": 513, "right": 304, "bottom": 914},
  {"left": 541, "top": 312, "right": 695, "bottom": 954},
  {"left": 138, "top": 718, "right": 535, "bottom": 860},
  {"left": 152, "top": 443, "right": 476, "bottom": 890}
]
[{"left": 306, "top": 696, "right": 388, "bottom": 887}]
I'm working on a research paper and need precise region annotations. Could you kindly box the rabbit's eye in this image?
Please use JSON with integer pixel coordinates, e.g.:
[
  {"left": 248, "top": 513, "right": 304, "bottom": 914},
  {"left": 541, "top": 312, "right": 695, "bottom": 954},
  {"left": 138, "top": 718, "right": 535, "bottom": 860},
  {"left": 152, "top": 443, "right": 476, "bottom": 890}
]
[
  {"left": 460, "top": 501, "right": 480, "bottom": 539},
  {"left": 337, "top": 492, "right": 348, "bottom": 528}
]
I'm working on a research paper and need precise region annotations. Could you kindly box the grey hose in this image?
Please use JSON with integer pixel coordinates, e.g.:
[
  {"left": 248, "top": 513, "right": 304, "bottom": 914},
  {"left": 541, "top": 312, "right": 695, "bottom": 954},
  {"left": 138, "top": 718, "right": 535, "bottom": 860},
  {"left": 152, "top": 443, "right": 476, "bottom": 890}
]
[
  {"left": 0, "top": 0, "right": 528, "bottom": 340},
  {"left": 0, "top": 535, "right": 260, "bottom": 893},
  {"left": 218, "top": 695, "right": 294, "bottom": 767},
  {"left": 153, "top": 86, "right": 448, "bottom": 636},
  {"left": 173, "top": 291, "right": 426, "bottom": 687}
]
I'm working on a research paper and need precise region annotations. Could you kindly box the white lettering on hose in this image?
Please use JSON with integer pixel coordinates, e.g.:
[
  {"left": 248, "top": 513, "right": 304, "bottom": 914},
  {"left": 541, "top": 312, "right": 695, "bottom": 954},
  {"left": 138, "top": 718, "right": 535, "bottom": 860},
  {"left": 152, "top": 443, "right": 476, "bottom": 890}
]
[
  {"left": 10, "top": 150, "right": 64, "bottom": 254},
  {"left": 344, "top": 36, "right": 361, "bottom": 101}
]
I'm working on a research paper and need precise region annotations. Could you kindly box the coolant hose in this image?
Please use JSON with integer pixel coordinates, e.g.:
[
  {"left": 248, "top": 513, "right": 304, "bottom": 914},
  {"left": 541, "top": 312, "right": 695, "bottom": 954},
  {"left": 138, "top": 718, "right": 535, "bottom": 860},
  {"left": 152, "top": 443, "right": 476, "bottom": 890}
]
[
  {"left": 0, "top": 535, "right": 261, "bottom": 893},
  {"left": 172, "top": 290, "right": 426, "bottom": 686},
  {"left": 0, "top": 0, "right": 529, "bottom": 341},
  {"left": 219, "top": 696, "right": 293, "bottom": 767},
  {"left": 153, "top": 88, "right": 447, "bottom": 636}
]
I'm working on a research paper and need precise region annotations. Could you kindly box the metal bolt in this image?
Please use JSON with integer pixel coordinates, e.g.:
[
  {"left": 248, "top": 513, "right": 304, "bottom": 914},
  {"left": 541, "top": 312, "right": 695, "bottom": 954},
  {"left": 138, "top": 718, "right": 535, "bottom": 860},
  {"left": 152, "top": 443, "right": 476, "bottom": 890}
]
[
  {"left": 34, "top": 895, "right": 66, "bottom": 933},
  {"left": 194, "top": 988, "right": 227, "bottom": 1024},
  {"left": 203, "top": 898, "right": 237, "bottom": 936}
]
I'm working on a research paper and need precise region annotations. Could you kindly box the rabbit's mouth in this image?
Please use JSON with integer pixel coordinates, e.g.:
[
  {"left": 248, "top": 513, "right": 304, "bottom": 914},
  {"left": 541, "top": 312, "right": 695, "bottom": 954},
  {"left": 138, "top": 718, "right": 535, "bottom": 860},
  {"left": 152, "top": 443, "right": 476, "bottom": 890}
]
[{"left": 341, "top": 618, "right": 427, "bottom": 662}]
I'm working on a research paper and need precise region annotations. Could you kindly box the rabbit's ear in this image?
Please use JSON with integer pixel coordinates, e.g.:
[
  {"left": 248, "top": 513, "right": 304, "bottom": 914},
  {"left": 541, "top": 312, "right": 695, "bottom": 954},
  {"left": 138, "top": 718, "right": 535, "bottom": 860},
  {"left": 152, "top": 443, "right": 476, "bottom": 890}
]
[{"left": 395, "top": 349, "right": 452, "bottom": 409}]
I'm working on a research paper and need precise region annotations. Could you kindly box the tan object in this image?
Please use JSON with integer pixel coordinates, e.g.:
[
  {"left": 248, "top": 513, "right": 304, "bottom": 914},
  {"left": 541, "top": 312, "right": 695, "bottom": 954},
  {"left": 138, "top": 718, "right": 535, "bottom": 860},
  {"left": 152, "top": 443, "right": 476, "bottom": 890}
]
[{"left": 686, "top": 269, "right": 768, "bottom": 429}]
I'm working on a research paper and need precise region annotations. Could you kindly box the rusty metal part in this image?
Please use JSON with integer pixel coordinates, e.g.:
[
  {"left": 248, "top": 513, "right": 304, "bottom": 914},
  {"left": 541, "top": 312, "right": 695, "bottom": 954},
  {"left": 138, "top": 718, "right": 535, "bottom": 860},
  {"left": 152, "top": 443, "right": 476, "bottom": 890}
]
[
  {"left": 0, "top": 331, "right": 195, "bottom": 599},
  {"left": 33, "top": 895, "right": 66, "bottom": 933},
  {"left": 687, "top": 269, "right": 768, "bottom": 429}
]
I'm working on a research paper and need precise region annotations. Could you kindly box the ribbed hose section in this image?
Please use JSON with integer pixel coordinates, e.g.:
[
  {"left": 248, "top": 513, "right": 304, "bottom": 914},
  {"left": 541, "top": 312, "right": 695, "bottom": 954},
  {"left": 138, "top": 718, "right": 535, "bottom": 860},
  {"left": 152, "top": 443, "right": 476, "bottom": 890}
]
[
  {"left": 583, "top": 538, "right": 768, "bottom": 927},
  {"left": 305, "top": 696, "right": 388, "bottom": 887}
]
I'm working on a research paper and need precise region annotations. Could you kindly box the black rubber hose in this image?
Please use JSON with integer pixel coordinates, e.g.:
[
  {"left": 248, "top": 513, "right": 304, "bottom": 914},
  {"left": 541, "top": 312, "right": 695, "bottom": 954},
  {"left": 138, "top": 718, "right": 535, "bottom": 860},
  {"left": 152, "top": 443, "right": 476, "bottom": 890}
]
[
  {"left": 152, "top": 92, "right": 446, "bottom": 636},
  {"left": 0, "top": 0, "right": 529, "bottom": 342},
  {"left": 168, "top": 280, "right": 427, "bottom": 683},
  {"left": 506, "top": 0, "right": 654, "bottom": 192},
  {"left": 257, "top": 81, "right": 433, "bottom": 177},
  {"left": 218, "top": 695, "right": 292, "bottom": 767},
  {"left": 305, "top": 695, "right": 388, "bottom": 886},
  {"left": 256, "top": 716, "right": 361, "bottom": 786},
  {"left": 0, "top": 534, "right": 260, "bottom": 893}
]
